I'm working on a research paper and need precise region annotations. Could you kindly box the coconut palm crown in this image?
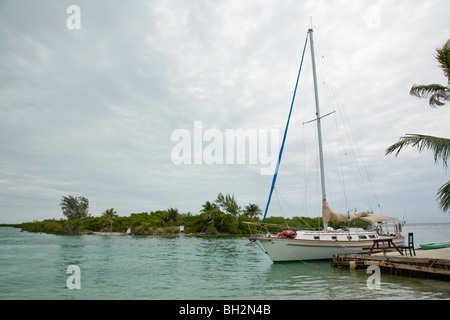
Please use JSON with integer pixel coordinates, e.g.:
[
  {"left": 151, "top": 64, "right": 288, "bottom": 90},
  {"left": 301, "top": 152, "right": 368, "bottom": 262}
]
[
  {"left": 386, "top": 38, "right": 450, "bottom": 212},
  {"left": 409, "top": 39, "right": 450, "bottom": 107}
]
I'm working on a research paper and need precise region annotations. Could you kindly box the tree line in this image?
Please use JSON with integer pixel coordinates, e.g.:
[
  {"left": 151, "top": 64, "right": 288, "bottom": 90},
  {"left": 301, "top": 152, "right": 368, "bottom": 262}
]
[
  {"left": 17, "top": 193, "right": 264, "bottom": 235},
  {"left": 14, "top": 193, "right": 368, "bottom": 235}
]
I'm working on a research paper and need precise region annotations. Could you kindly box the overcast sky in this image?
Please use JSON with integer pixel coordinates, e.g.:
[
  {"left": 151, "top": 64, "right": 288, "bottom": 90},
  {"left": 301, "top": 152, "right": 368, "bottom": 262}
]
[{"left": 1, "top": 0, "right": 449, "bottom": 224}]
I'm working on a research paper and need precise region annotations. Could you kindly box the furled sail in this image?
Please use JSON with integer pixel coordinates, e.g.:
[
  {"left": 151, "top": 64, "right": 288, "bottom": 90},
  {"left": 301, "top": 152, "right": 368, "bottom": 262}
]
[
  {"left": 357, "top": 215, "right": 399, "bottom": 223},
  {"left": 322, "top": 199, "right": 371, "bottom": 224}
]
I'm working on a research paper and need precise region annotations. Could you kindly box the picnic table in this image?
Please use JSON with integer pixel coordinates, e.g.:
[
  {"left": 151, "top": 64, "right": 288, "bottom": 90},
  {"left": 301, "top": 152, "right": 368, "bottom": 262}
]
[{"left": 364, "top": 238, "right": 403, "bottom": 256}]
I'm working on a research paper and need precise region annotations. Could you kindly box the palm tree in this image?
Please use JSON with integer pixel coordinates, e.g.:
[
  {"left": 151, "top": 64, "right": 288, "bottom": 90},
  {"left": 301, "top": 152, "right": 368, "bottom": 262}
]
[
  {"left": 409, "top": 39, "right": 450, "bottom": 107},
  {"left": 164, "top": 207, "right": 180, "bottom": 223},
  {"left": 242, "top": 203, "right": 262, "bottom": 220},
  {"left": 102, "top": 208, "right": 118, "bottom": 232},
  {"left": 215, "top": 192, "right": 241, "bottom": 216},
  {"left": 386, "top": 39, "right": 450, "bottom": 212},
  {"left": 201, "top": 201, "right": 219, "bottom": 213}
]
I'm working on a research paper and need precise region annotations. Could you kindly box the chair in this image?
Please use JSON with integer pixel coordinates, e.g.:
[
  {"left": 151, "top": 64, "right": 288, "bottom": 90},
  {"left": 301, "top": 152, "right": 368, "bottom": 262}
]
[{"left": 400, "top": 233, "right": 416, "bottom": 256}]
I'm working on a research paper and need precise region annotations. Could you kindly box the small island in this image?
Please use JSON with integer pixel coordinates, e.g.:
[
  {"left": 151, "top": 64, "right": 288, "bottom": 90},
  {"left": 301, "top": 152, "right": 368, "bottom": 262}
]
[{"left": 5, "top": 193, "right": 370, "bottom": 236}]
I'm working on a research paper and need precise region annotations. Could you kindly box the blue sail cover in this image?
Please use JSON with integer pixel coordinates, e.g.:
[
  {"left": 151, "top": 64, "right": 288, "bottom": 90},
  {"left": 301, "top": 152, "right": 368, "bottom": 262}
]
[{"left": 262, "top": 35, "right": 308, "bottom": 223}]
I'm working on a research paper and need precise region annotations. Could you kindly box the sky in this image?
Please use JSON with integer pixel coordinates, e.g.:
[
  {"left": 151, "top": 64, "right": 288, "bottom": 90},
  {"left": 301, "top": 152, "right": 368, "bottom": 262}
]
[{"left": 0, "top": 0, "right": 449, "bottom": 224}]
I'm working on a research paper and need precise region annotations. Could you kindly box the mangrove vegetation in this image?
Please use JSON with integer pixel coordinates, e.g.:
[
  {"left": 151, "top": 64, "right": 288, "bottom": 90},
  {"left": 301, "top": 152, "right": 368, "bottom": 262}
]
[{"left": 12, "top": 193, "right": 370, "bottom": 235}]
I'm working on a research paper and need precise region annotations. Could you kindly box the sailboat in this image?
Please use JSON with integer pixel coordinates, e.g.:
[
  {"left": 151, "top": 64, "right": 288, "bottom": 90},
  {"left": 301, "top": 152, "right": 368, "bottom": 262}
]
[{"left": 249, "top": 29, "right": 405, "bottom": 262}]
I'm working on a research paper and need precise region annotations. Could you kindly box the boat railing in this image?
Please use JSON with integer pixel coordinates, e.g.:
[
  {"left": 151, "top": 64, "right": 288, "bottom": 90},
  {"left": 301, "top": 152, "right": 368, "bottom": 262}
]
[
  {"left": 372, "top": 220, "right": 405, "bottom": 237},
  {"left": 243, "top": 221, "right": 304, "bottom": 238}
]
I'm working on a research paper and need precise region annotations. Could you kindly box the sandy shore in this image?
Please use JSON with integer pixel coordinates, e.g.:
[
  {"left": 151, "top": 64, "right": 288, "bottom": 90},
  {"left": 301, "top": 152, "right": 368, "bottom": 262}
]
[
  {"left": 85, "top": 231, "right": 236, "bottom": 236},
  {"left": 90, "top": 232, "right": 125, "bottom": 235}
]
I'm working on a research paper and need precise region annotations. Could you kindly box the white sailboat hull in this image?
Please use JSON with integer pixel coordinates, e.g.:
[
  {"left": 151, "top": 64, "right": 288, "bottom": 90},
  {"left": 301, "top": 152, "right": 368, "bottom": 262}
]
[{"left": 255, "top": 231, "right": 404, "bottom": 262}]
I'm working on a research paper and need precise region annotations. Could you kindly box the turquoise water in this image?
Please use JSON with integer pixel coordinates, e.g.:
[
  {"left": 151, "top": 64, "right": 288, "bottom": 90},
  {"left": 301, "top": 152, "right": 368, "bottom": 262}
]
[{"left": 0, "top": 224, "right": 449, "bottom": 300}]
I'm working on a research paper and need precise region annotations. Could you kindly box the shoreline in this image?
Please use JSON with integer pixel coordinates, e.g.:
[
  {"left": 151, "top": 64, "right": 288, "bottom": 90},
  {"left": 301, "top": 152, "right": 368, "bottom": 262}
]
[
  {"left": 85, "top": 231, "right": 246, "bottom": 237},
  {"left": 0, "top": 227, "right": 246, "bottom": 237}
]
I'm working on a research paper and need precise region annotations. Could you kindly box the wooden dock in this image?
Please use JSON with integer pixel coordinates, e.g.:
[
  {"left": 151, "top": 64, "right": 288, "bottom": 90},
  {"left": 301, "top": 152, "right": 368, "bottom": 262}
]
[{"left": 332, "top": 247, "right": 450, "bottom": 281}]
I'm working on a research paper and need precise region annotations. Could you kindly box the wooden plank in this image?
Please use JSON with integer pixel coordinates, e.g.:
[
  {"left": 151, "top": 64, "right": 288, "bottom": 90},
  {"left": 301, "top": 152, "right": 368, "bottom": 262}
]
[
  {"left": 382, "top": 262, "right": 450, "bottom": 276},
  {"left": 334, "top": 253, "right": 450, "bottom": 267},
  {"left": 332, "top": 253, "right": 450, "bottom": 281}
]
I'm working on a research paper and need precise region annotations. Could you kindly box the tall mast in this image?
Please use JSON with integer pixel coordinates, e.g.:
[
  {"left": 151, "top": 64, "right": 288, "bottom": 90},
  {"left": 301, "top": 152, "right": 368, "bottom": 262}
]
[{"left": 308, "top": 28, "right": 327, "bottom": 226}]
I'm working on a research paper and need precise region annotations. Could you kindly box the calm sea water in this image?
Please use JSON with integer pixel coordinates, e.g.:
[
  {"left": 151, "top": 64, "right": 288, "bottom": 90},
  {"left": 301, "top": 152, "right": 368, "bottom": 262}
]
[{"left": 0, "top": 223, "right": 449, "bottom": 300}]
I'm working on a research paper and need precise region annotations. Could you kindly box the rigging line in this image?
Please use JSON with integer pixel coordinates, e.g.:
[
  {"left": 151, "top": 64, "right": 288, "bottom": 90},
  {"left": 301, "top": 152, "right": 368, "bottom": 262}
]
[
  {"left": 334, "top": 93, "right": 377, "bottom": 211},
  {"left": 333, "top": 111, "right": 350, "bottom": 211},
  {"left": 273, "top": 187, "right": 290, "bottom": 230},
  {"left": 301, "top": 53, "right": 312, "bottom": 217},
  {"left": 262, "top": 33, "right": 309, "bottom": 222},
  {"left": 322, "top": 121, "right": 351, "bottom": 210},
  {"left": 273, "top": 186, "right": 314, "bottom": 230},
  {"left": 278, "top": 242, "right": 319, "bottom": 268},
  {"left": 301, "top": 109, "right": 319, "bottom": 219},
  {"left": 313, "top": 43, "right": 350, "bottom": 208},
  {"left": 303, "top": 132, "right": 318, "bottom": 218},
  {"left": 317, "top": 60, "right": 351, "bottom": 209},
  {"left": 315, "top": 39, "right": 381, "bottom": 213}
]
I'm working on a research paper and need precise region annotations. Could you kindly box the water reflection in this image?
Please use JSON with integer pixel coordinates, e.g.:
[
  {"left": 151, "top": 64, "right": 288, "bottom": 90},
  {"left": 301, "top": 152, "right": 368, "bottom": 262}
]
[{"left": 259, "top": 257, "right": 450, "bottom": 300}]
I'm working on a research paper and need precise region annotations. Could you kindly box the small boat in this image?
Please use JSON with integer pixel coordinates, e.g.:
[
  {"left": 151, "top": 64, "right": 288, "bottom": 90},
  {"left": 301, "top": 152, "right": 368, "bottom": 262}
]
[{"left": 420, "top": 241, "right": 450, "bottom": 250}]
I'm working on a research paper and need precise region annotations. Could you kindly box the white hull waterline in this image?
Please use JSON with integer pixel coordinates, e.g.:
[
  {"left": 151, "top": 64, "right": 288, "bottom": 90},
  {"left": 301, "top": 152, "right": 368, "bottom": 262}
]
[{"left": 253, "top": 229, "right": 404, "bottom": 261}]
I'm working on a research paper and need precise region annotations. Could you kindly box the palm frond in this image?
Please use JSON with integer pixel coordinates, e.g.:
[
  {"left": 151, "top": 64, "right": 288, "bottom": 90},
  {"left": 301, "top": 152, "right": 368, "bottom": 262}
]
[
  {"left": 385, "top": 134, "right": 450, "bottom": 168},
  {"left": 437, "top": 180, "right": 450, "bottom": 212},
  {"left": 435, "top": 39, "right": 450, "bottom": 82},
  {"left": 410, "top": 84, "right": 448, "bottom": 97},
  {"left": 429, "top": 90, "right": 450, "bottom": 107},
  {"left": 410, "top": 39, "right": 450, "bottom": 108}
]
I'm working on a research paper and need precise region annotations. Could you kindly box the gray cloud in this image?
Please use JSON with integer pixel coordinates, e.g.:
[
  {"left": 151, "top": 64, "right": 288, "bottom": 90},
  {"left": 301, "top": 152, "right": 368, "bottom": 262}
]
[{"left": 0, "top": 0, "right": 449, "bottom": 224}]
